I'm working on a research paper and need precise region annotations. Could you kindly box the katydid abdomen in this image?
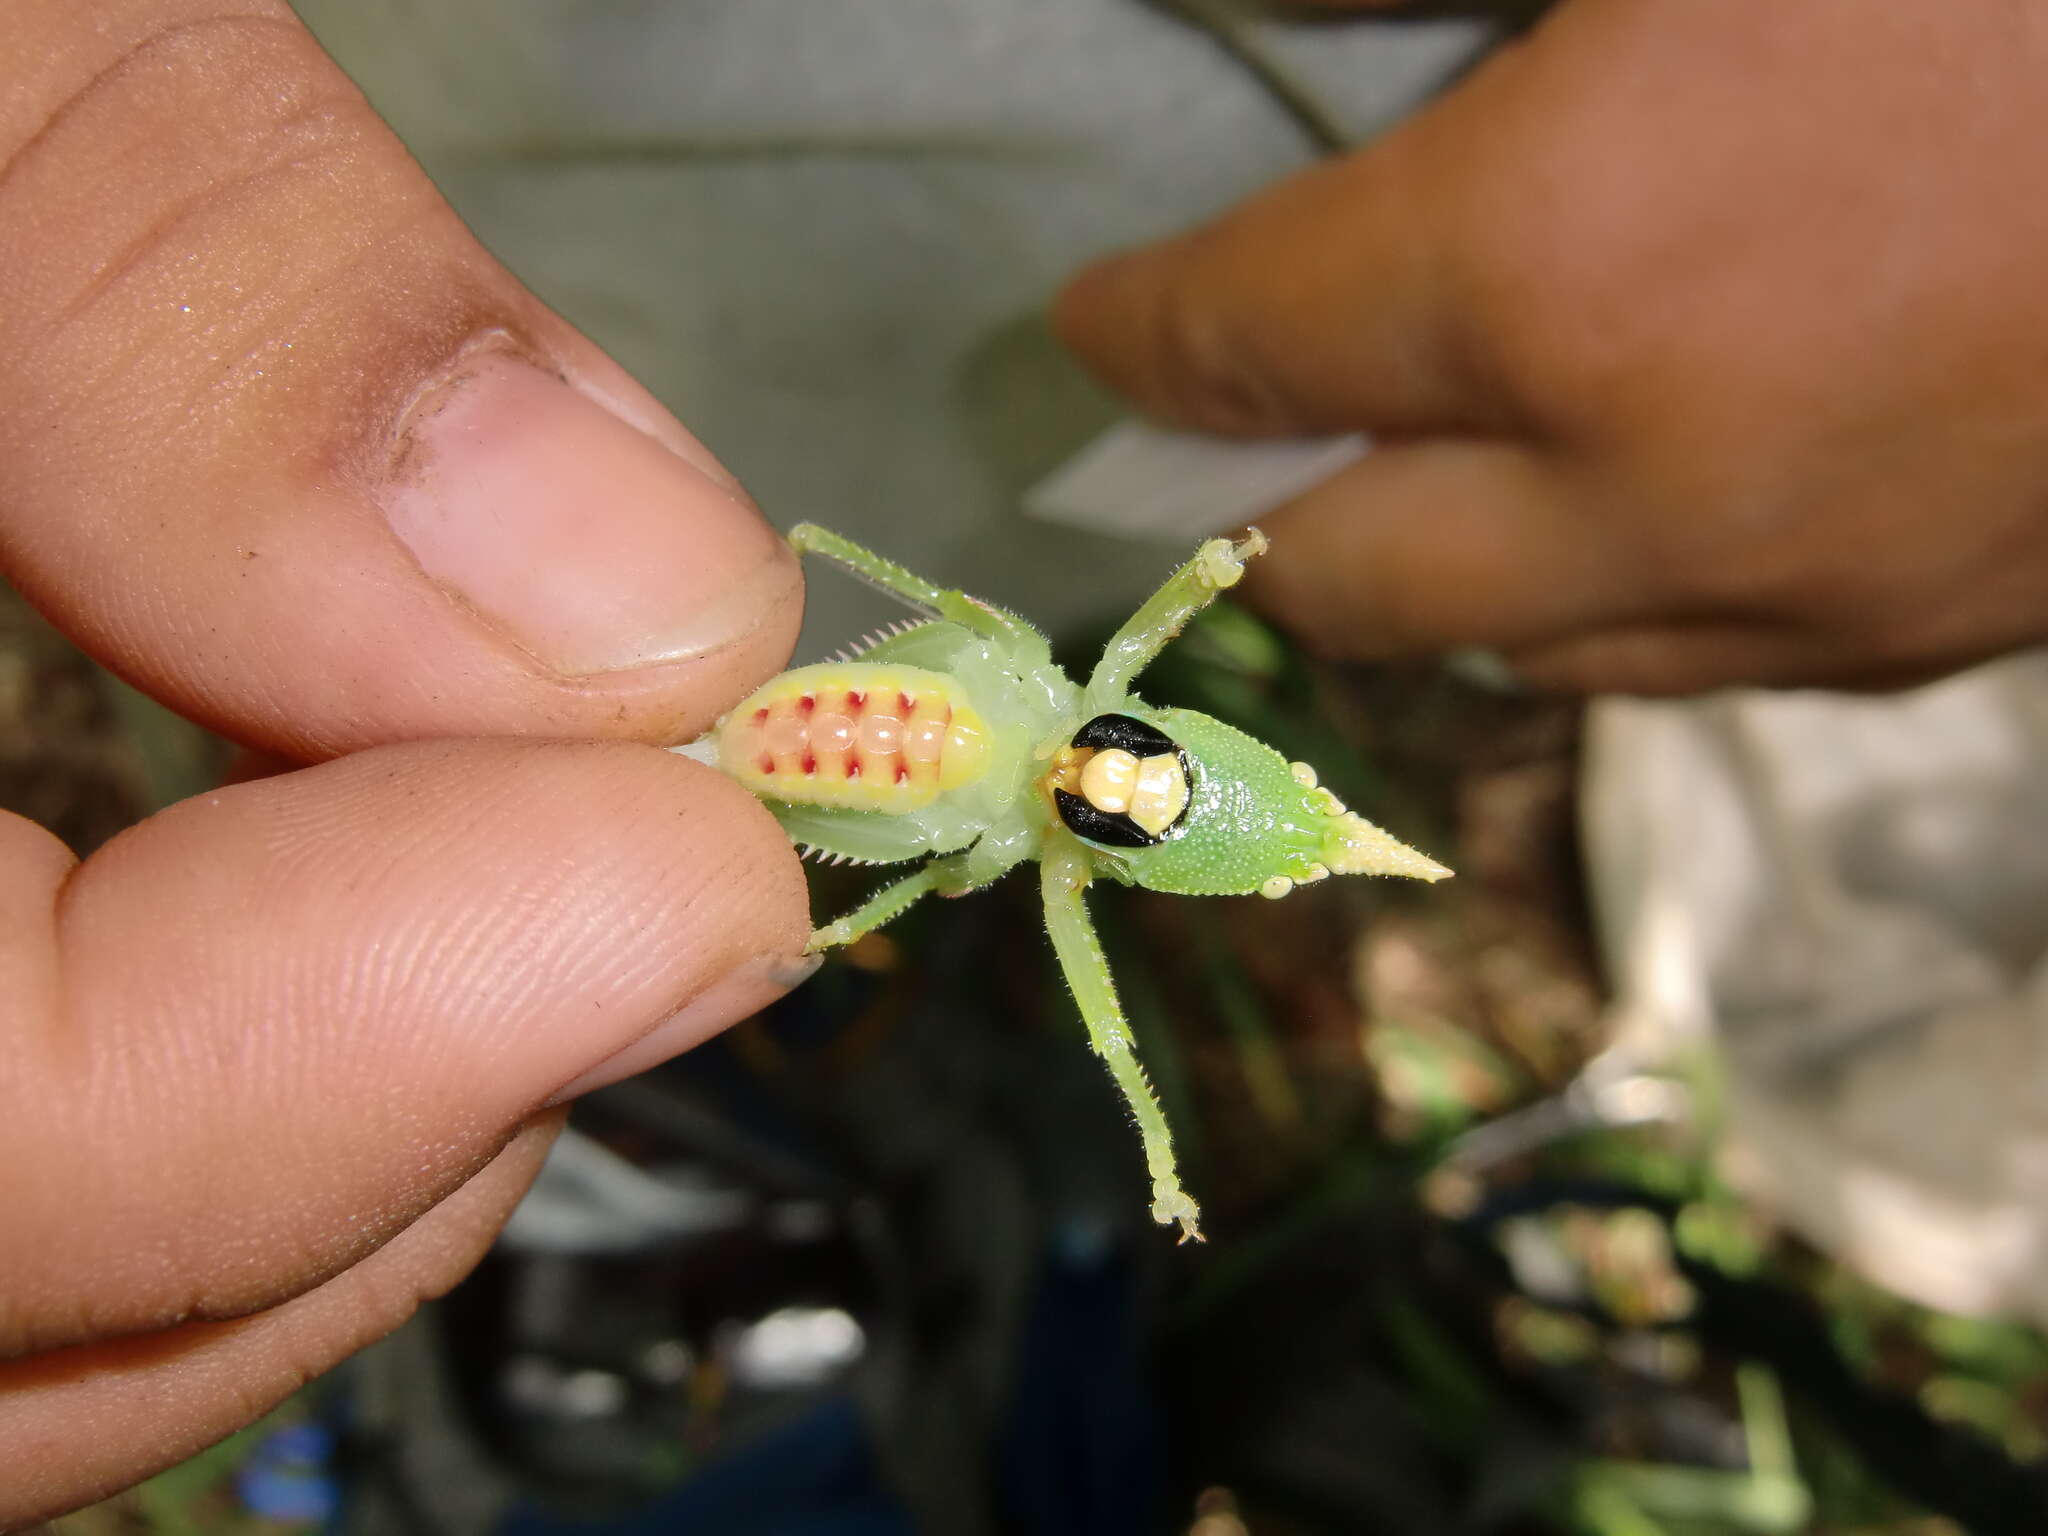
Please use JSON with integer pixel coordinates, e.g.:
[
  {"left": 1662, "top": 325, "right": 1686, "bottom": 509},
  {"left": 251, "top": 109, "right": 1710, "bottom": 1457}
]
[{"left": 715, "top": 662, "right": 994, "bottom": 813}]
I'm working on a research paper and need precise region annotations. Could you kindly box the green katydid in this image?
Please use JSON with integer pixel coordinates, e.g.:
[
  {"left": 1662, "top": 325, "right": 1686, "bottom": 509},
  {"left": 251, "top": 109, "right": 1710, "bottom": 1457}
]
[{"left": 682, "top": 524, "right": 1450, "bottom": 1241}]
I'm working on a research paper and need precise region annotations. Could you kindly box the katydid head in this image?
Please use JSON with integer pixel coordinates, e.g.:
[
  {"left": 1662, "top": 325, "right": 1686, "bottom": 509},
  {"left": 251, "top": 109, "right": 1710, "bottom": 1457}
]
[{"left": 1047, "top": 706, "right": 1451, "bottom": 897}]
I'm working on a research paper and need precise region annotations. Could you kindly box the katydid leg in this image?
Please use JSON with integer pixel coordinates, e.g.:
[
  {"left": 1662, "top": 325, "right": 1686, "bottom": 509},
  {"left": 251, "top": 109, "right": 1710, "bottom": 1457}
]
[
  {"left": 807, "top": 865, "right": 944, "bottom": 952},
  {"left": 808, "top": 841, "right": 1026, "bottom": 951},
  {"left": 1084, "top": 529, "right": 1269, "bottom": 712},
  {"left": 1039, "top": 833, "right": 1203, "bottom": 1241},
  {"left": 789, "top": 523, "right": 1048, "bottom": 659}
]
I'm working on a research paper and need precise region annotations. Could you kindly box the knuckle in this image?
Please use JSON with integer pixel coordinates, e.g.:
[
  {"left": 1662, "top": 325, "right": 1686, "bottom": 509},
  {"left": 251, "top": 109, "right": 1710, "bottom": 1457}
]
[
  {"left": 1143, "top": 236, "right": 1303, "bottom": 435},
  {"left": 1573, "top": 459, "right": 1836, "bottom": 617},
  {"left": 1655, "top": 526, "right": 1819, "bottom": 613},
  {"left": 1437, "top": 175, "right": 1688, "bottom": 433},
  {"left": 1, "top": 14, "right": 397, "bottom": 389}
]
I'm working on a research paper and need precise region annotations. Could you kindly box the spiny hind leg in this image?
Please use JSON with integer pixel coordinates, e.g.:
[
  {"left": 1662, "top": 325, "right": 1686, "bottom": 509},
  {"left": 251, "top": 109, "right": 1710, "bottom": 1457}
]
[
  {"left": 788, "top": 523, "right": 1045, "bottom": 656},
  {"left": 807, "top": 845, "right": 1018, "bottom": 952},
  {"left": 1038, "top": 834, "right": 1202, "bottom": 1241},
  {"left": 1084, "top": 528, "right": 1269, "bottom": 710},
  {"left": 807, "top": 866, "right": 943, "bottom": 953},
  {"left": 789, "top": 523, "right": 950, "bottom": 613}
]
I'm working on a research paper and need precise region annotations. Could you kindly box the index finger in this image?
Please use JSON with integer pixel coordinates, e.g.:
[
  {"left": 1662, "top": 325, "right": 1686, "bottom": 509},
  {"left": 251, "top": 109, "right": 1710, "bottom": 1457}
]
[{"left": 1052, "top": 95, "right": 1521, "bottom": 441}]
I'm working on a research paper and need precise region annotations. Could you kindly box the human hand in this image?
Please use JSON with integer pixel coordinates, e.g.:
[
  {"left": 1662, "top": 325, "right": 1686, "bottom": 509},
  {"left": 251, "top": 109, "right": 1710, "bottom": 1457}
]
[
  {"left": 0, "top": 3, "right": 809, "bottom": 1521},
  {"left": 1057, "top": 0, "right": 2048, "bottom": 693}
]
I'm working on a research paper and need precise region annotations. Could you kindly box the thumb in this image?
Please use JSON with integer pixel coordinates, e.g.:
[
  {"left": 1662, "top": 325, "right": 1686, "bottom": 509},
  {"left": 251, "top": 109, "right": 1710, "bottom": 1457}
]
[
  {"left": 0, "top": 740, "right": 813, "bottom": 1522},
  {"left": 1, "top": 0, "right": 801, "bottom": 760}
]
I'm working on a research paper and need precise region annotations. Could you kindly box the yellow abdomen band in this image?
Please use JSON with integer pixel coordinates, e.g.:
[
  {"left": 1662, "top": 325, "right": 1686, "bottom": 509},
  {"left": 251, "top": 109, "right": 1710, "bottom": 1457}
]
[{"left": 715, "top": 663, "right": 991, "bottom": 813}]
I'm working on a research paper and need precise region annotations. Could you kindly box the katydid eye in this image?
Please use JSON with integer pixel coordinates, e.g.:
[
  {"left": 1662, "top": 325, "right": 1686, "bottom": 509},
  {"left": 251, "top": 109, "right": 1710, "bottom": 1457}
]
[{"left": 1055, "top": 715, "right": 1194, "bottom": 847}]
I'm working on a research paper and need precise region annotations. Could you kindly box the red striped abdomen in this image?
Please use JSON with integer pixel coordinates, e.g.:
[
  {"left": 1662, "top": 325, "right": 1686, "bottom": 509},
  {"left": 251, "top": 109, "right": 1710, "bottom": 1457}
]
[{"left": 715, "top": 663, "right": 992, "bottom": 813}]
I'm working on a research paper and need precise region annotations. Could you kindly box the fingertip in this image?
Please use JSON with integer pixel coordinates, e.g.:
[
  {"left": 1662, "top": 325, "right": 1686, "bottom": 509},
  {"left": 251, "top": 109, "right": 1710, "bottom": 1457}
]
[
  {"left": 1241, "top": 440, "right": 1628, "bottom": 659},
  {"left": 1051, "top": 251, "right": 1159, "bottom": 413},
  {"left": 1, "top": 740, "right": 809, "bottom": 1348},
  {"left": 1053, "top": 236, "right": 1309, "bottom": 438},
  {"left": 1054, "top": 140, "right": 1498, "bottom": 440}
]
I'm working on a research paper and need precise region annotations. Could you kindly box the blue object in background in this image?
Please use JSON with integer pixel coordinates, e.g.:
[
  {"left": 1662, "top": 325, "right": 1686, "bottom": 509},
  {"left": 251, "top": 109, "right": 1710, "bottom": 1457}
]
[
  {"left": 496, "top": 1395, "right": 911, "bottom": 1536},
  {"left": 996, "top": 1221, "right": 1165, "bottom": 1536},
  {"left": 490, "top": 1226, "right": 1165, "bottom": 1536},
  {"left": 236, "top": 1421, "right": 342, "bottom": 1526}
]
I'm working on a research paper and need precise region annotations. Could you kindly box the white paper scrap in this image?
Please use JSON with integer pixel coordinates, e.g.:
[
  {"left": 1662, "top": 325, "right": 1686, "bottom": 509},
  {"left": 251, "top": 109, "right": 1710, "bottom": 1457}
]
[{"left": 1023, "top": 421, "right": 1370, "bottom": 541}]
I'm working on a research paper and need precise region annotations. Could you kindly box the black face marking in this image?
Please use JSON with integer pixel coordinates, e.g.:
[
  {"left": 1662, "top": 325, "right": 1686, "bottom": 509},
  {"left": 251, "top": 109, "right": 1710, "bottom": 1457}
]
[
  {"left": 1054, "top": 789, "right": 1157, "bottom": 848},
  {"left": 1072, "top": 713, "right": 1177, "bottom": 758}
]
